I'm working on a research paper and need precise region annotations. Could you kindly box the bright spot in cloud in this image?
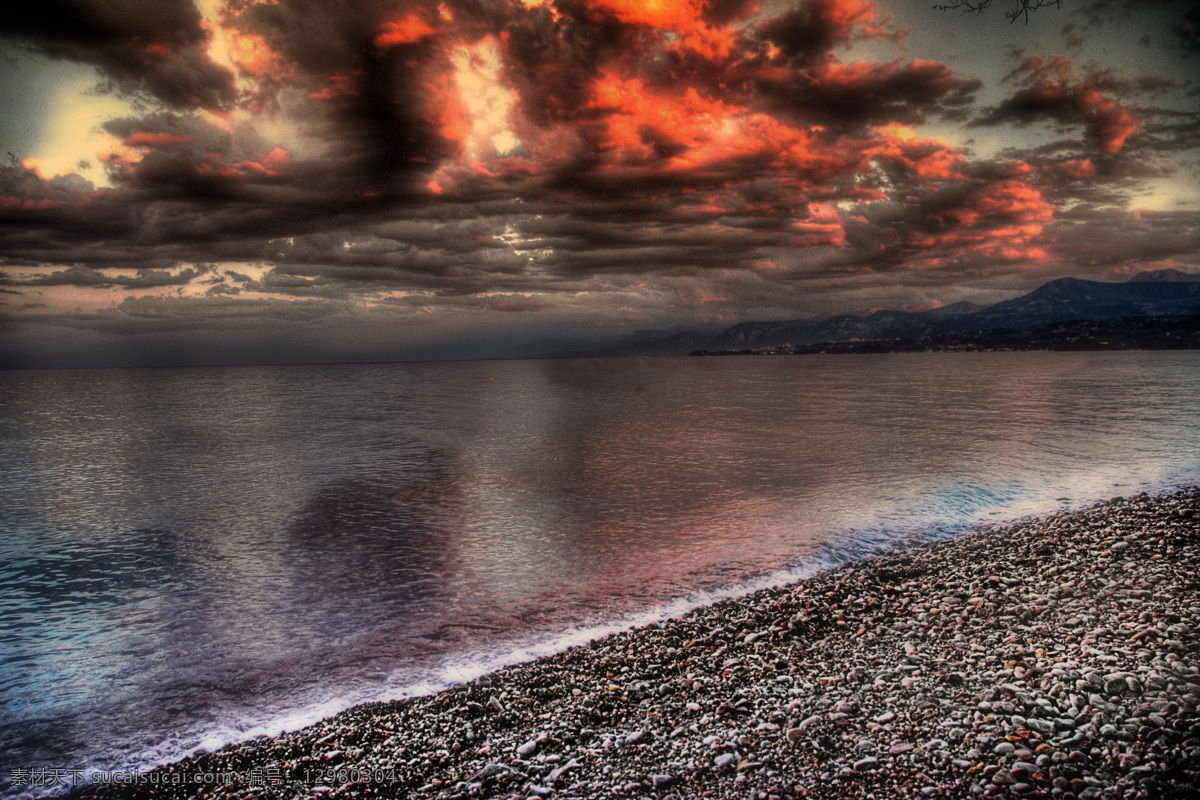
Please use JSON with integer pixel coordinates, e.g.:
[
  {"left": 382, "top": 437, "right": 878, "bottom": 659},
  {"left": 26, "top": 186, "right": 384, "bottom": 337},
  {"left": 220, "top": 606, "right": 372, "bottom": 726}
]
[
  {"left": 197, "top": 0, "right": 236, "bottom": 71},
  {"left": 452, "top": 39, "right": 521, "bottom": 156},
  {"left": 878, "top": 122, "right": 917, "bottom": 143},
  {"left": 497, "top": 222, "right": 553, "bottom": 262},
  {"left": 25, "top": 73, "right": 142, "bottom": 185},
  {"left": 492, "top": 130, "right": 520, "bottom": 153}
]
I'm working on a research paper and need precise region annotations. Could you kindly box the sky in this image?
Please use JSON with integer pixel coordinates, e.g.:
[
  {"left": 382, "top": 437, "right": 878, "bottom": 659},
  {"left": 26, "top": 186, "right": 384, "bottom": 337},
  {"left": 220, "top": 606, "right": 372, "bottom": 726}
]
[{"left": 1, "top": 0, "right": 1198, "bottom": 367}]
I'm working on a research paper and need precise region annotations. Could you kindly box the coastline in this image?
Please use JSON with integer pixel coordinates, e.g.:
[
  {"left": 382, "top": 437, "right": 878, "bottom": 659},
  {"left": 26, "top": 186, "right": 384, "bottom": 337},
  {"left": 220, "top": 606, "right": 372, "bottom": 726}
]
[{"left": 64, "top": 488, "right": 1199, "bottom": 800}]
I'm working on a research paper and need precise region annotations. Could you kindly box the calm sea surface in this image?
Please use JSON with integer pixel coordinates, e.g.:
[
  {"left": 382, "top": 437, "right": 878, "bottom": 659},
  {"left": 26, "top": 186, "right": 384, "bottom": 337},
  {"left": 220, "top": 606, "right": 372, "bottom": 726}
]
[{"left": 2, "top": 352, "right": 1198, "bottom": 793}]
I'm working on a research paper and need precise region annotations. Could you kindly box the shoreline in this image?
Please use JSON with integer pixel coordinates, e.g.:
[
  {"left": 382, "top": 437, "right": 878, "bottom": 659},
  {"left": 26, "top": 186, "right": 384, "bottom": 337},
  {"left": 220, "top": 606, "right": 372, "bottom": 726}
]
[{"left": 62, "top": 488, "right": 1200, "bottom": 800}]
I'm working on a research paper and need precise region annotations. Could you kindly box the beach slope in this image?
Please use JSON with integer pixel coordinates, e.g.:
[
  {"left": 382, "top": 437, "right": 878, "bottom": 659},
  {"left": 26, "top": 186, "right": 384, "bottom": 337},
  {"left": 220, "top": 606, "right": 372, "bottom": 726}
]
[{"left": 70, "top": 489, "right": 1200, "bottom": 800}]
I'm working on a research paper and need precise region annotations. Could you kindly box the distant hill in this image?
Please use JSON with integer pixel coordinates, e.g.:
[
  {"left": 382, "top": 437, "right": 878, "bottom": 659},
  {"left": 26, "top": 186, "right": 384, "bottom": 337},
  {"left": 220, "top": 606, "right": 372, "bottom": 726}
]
[
  {"left": 693, "top": 315, "right": 1200, "bottom": 356},
  {"left": 709, "top": 301, "right": 983, "bottom": 351},
  {"left": 1127, "top": 268, "right": 1200, "bottom": 284},
  {"left": 514, "top": 269, "right": 1200, "bottom": 358},
  {"left": 941, "top": 276, "right": 1200, "bottom": 334}
]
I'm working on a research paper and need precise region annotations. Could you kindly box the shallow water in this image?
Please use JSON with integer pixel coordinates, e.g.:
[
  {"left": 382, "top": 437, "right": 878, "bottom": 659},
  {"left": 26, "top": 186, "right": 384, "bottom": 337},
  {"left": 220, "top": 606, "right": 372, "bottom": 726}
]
[{"left": 1, "top": 351, "right": 1198, "bottom": 795}]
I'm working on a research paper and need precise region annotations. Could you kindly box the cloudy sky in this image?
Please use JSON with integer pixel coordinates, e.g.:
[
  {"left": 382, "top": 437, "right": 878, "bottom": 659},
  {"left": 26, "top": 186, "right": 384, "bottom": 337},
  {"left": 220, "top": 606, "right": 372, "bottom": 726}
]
[{"left": 1, "top": 0, "right": 1197, "bottom": 367}]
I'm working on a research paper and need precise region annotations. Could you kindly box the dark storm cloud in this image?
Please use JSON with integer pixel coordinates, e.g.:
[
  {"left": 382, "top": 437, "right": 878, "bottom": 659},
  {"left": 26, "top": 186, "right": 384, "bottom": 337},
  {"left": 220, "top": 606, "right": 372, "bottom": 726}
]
[
  {"left": 756, "top": 0, "right": 873, "bottom": 62},
  {"left": 1135, "top": 110, "right": 1200, "bottom": 155},
  {"left": 701, "top": 0, "right": 760, "bottom": 27},
  {"left": 2, "top": 0, "right": 1199, "bottom": 369},
  {"left": 843, "top": 166, "right": 1055, "bottom": 273},
  {"left": 0, "top": 161, "right": 94, "bottom": 196},
  {"left": 968, "top": 51, "right": 1197, "bottom": 213},
  {"left": 970, "top": 56, "right": 1140, "bottom": 155},
  {"left": 224, "top": 0, "right": 509, "bottom": 189},
  {"left": 0, "top": 0, "right": 236, "bottom": 108},
  {"left": 498, "top": 0, "right": 653, "bottom": 128},
  {"left": 204, "top": 282, "right": 240, "bottom": 296},
  {"left": 1061, "top": 22, "right": 1085, "bottom": 49},
  {"left": 3, "top": 0, "right": 991, "bottom": 288},
  {"left": 0, "top": 264, "right": 206, "bottom": 288},
  {"left": 1176, "top": 6, "right": 1200, "bottom": 53},
  {"left": 752, "top": 58, "right": 981, "bottom": 128}
]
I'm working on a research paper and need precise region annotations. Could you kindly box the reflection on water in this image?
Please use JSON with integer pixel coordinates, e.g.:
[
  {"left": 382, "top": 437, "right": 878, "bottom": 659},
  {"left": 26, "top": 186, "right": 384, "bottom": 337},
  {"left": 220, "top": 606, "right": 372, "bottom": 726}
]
[{"left": 1, "top": 351, "right": 1199, "bottom": 792}]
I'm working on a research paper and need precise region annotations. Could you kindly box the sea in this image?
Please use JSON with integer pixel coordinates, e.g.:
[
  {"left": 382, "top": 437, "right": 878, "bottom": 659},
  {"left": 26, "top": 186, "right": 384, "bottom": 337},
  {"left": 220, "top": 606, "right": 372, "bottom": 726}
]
[{"left": 2, "top": 351, "right": 1198, "bottom": 796}]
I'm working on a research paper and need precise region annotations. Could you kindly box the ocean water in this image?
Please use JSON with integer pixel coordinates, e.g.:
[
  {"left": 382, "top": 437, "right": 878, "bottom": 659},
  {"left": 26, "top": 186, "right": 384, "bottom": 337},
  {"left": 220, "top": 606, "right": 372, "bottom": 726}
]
[{"left": 1, "top": 351, "right": 1198, "bottom": 794}]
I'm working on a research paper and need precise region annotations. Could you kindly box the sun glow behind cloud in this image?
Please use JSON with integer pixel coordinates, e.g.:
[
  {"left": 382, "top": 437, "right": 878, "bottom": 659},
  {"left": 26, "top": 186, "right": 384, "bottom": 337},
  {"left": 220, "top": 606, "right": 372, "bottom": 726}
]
[
  {"left": 20, "top": 71, "right": 143, "bottom": 186},
  {"left": 451, "top": 39, "right": 521, "bottom": 157}
]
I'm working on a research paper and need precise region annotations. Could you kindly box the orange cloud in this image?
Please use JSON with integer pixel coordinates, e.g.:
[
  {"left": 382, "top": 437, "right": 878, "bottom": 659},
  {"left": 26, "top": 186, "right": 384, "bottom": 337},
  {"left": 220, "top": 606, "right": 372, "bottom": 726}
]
[
  {"left": 194, "top": 151, "right": 290, "bottom": 179},
  {"left": 123, "top": 132, "right": 194, "bottom": 147},
  {"left": 1073, "top": 82, "right": 1138, "bottom": 154},
  {"left": 1039, "top": 158, "right": 1096, "bottom": 183},
  {"left": 984, "top": 56, "right": 1141, "bottom": 155},
  {"left": 953, "top": 182, "right": 1052, "bottom": 237},
  {"left": 821, "top": 0, "right": 875, "bottom": 27},
  {"left": 375, "top": 13, "right": 437, "bottom": 48},
  {"left": 308, "top": 74, "right": 357, "bottom": 103},
  {"left": 786, "top": 202, "right": 846, "bottom": 247},
  {"left": 589, "top": 0, "right": 735, "bottom": 58},
  {"left": 262, "top": 147, "right": 290, "bottom": 167},
  {"left": 873, "top": 123, "right": 965, "bottom": 180},
  {"left": 585, "top": 73, "right": 843, "bottom": 182},
  {"left": 756, "top": 0, "right": 878, "bottom": 61},
  {"left": 898, "top": 177, "right": 1055, "bottom": 265},
  {"left": 227, "top": 32, "right": 281, "bottom": 76},
  {"left": 144, "top": 42, "right": 180, "bottom": 61}
]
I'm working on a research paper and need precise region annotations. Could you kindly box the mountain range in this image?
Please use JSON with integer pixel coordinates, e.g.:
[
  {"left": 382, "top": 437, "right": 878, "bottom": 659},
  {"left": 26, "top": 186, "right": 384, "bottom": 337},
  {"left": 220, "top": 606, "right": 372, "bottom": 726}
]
[{"left": 513, "top": 268, "right": 1200, "bottom": 358}]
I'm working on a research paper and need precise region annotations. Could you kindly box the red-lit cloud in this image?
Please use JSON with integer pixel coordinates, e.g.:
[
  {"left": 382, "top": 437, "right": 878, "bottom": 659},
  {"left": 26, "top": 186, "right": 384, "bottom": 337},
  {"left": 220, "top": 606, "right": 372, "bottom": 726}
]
[
  {"left": 123, "top": 132, "right": 195, "bottom": 147},
  {"left": 375, "top": 14, "right": 439, "bottom": 48},
  {"left": 972, "top": 55, "right": 1140, "bottom": 155},
  {"left": 1, "top": 0, "right": 1198, "bottom": 366}
]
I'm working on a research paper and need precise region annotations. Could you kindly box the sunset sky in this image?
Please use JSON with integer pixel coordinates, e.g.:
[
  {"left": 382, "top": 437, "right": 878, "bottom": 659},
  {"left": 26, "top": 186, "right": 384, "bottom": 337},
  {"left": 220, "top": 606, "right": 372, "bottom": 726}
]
[{"left": 1, "top": 0, "right": 1198, "bottom": 367}]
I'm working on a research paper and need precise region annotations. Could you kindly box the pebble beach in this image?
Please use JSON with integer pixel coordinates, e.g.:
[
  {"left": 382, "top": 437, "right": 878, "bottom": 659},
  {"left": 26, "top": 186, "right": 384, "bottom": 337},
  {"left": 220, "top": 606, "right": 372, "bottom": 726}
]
[{"left": 65, "top": 488, "right": 1200, "bottom": 800}]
